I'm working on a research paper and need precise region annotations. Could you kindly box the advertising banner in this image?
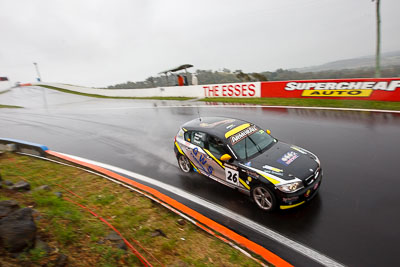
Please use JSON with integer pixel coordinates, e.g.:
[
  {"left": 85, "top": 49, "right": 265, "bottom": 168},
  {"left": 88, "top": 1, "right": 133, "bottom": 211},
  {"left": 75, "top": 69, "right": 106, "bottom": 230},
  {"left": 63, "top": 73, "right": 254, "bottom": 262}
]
[
  {"left": 261, "top": 78, "right": 400, "bottom": 101},
  {"left": 203, "top": 82, "right": 260, "bottom": 98}
]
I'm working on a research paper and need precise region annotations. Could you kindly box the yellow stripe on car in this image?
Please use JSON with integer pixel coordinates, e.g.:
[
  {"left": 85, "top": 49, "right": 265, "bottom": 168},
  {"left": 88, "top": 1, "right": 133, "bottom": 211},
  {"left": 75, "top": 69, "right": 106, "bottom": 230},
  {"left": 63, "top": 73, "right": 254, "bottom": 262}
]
[
  {"left": 175, "top": 141, "right": 184, "bottom": 155},
  {"left": 239, "top": 178, "right": 250, "bottom": 190},
  {"left": 280, "top": 201, "right": 305, "bottom": 210},
  {"left": 225, "top": 123, "right": 251, "bottom": 138},
  {"left": 203, "top": 149, "right": 224, "bottom": 169},
  {"left": 257, "top": 172, "right": 280, "bottom": 185}
]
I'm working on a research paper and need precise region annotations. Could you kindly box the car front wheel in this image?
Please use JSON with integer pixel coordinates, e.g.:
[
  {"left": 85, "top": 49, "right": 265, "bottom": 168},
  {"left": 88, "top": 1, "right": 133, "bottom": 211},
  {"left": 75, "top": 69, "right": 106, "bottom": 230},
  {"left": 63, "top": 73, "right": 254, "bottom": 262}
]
[
  {"left": 251, "top": 185, "right": 277, "bottom": 211},
  {"left": 178, "top": 154, "right": 192, "bottom": 173}
]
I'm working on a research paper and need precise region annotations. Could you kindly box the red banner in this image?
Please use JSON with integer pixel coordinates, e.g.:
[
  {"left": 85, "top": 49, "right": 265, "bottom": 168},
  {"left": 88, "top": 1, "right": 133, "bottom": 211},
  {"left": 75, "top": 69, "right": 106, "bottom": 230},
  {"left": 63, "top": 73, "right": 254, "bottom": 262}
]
[{"left": 261, "top": 78, "right": 400, "bottom": 101}]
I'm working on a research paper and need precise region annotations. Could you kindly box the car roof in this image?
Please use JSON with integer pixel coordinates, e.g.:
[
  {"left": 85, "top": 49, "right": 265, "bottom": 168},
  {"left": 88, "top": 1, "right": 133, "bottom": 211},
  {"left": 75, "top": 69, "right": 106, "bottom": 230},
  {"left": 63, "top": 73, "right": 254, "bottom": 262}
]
[{"left": 181, "top": 117, "right": 254, "bottom": 140}]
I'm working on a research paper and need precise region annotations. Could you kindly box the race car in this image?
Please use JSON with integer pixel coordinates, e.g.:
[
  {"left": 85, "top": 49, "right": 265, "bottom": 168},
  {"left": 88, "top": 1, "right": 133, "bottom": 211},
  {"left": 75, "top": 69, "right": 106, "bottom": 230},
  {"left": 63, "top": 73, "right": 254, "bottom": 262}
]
[{"left": 174, "top": 117, "right": 322, "bottom": 211}]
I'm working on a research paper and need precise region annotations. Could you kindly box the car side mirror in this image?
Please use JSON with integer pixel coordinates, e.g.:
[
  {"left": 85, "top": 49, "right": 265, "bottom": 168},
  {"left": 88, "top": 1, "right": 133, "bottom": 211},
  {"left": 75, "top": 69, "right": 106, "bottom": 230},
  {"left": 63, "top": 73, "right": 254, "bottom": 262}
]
[
  {"left": 266, "top": 129, "right": 271, "bottom": 135},
  {"left": 220, "top": 154, "right": 232, "bottom": 161}
]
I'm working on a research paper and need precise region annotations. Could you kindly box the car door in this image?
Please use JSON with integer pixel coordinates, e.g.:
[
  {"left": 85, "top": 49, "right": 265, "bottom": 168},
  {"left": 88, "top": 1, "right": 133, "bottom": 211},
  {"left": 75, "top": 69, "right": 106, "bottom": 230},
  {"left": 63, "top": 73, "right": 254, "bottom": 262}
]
[
  {"left": 183, "top": 131, "right": 214, "bottom": 177},
  {"left": 203, "top": 135, "right": 228, "bottom": 183}
]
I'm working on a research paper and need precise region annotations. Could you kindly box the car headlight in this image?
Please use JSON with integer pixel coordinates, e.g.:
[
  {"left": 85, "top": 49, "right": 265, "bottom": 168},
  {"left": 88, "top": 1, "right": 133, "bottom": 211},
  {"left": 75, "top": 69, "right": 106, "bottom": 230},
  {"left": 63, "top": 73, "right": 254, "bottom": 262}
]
[{"left": 277, "top": 181, "right": 304, "bottom": 193}]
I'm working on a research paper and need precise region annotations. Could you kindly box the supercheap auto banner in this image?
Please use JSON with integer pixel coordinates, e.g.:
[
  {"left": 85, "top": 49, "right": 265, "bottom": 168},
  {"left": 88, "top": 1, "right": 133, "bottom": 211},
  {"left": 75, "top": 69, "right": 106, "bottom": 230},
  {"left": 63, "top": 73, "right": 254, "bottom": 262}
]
[{"left": 261, "top": 78, "right": 400, "bottom": 101}]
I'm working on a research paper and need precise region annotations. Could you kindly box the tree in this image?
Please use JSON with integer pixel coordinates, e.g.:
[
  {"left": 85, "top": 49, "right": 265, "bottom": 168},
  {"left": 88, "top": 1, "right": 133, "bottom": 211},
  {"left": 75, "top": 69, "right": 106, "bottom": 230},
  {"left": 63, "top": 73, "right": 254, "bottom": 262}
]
[
  {"left": 249, "top": 73, "right": 268, "bottom": 81},
  {"left": 373, "top": 0, "right": 381, "bottom": 77}
]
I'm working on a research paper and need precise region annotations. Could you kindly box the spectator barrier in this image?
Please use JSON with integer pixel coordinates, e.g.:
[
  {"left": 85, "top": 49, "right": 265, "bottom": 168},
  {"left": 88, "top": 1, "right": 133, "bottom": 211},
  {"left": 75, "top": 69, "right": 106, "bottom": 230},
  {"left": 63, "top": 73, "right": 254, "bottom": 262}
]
[{"left": 31, "top": 78, "right": 400, "bottom": 101}]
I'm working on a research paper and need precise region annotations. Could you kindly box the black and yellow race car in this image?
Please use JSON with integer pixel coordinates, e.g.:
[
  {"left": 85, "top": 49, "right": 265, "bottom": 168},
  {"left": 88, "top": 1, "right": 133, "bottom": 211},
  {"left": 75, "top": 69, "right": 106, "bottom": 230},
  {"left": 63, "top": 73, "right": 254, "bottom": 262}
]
[{"left": 174, "top": 117, "right": 322, "bottom": 211}]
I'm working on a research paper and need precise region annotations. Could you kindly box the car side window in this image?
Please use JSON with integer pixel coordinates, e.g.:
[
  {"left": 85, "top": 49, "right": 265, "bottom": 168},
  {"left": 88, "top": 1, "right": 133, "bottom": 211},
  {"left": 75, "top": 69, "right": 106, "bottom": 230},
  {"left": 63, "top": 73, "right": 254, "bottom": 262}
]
[
  {"left": 184, "top": 131, "right": 191, "bottom": 142},
  {"left": 207, "top": 135, "right": 228, "bottom": 158},
  {"left": 186, "top": 131, "right": 207, "bottom": 148}
]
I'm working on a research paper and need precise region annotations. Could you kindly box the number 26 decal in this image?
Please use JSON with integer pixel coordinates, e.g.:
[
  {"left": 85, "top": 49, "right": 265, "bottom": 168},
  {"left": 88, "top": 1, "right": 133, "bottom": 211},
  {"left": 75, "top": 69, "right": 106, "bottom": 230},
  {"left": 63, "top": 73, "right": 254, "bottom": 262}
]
[{"left": 225, "top": 168, "right": 239, "bottom": 186}]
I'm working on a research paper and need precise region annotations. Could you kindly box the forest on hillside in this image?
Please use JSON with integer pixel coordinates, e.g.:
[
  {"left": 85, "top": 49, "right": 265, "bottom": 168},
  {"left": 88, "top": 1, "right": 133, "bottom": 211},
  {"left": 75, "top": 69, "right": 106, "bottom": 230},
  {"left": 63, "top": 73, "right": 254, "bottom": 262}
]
[{"left": 106, "top": 65, "right": 400, "bottom": 89}]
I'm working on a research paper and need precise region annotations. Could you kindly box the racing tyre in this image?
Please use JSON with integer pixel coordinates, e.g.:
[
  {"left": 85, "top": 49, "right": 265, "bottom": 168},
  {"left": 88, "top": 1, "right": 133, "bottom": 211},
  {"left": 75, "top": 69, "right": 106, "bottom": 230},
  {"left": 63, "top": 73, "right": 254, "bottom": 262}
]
[
  {"left": 178, "top": 154, "right": 192, "bottom": 173},
  {"left": 251, "top": 185, "right": 277, "bottom": 211}
]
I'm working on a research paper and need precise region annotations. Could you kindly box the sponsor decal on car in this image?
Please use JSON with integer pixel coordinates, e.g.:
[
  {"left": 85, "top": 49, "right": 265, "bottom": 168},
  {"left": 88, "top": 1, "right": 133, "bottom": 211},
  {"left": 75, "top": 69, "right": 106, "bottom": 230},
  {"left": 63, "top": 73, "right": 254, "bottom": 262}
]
[
  {"left": 199, "top": 119, "right": 235, "bottom": 128},
  {"left": 190, "top": 147, "right": 213, "bottom": 176},
  {"left": 282, "top": 196, "right": 299, "bottom": 203},
  {"left": 262, "top": 165, "right": 282, "bottom": 172},
  {"left": 290, "top": 146, "right": 307, "bottom": 154},
  {"left": 230, "top": 125, "right": 258, "bottom": 145},
  {"left": 246, "top": 170, "right": 259, "bottom": 179},
  {"left": 262, "top": 165, "right": 283, "bottom": 176},
  {"left": 226, "top": 124, "right": 235, "bottom": 130},
  {"left": 193, "top": 132, "right": 205, "bottom": 145},
  {"left": 277, "top": 151, "right": 299, "bottom": 166},
  {"left": 223, "top": 163, "right": 237, "bottom": 170}
]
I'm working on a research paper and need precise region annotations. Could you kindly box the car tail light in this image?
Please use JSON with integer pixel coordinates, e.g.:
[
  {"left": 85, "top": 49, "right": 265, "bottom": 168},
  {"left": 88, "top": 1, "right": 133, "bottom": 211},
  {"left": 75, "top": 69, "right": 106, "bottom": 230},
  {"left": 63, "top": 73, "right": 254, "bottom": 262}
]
[{"left": 174, "top": 135, "right": 177, "bottom": 142}]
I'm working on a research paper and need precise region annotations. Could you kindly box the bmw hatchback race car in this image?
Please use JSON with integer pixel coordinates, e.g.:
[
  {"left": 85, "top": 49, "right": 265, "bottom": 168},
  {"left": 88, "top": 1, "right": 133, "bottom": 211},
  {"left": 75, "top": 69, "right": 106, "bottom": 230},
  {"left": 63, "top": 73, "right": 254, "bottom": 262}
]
[{"left": 174, "top": 117, "right": 322, "bottom": 211}]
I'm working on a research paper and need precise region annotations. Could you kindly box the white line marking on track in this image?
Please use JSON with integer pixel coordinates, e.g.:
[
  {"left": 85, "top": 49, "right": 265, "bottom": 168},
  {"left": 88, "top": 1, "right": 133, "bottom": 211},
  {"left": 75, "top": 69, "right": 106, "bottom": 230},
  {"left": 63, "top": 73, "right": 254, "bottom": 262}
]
[{"left": 59, "top": 152, "right": 345, "bottom": 267}]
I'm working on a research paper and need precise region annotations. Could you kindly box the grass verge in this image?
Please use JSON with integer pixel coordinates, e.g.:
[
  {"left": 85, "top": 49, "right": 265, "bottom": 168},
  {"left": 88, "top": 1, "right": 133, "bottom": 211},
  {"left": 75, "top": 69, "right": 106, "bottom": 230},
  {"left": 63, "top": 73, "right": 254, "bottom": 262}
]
[
  {"left": 200, "top": 97, "right": 400, "bottom": 111},
  {"left": 0, "top": 104, "right": 22, "bottom": 108},
  {"left": 38, "top": 84, "right": 400, "bottom": 111},
  {"left": 0, "top": 152, "right": 265, "bottom": 266},
  {"left": 37, "top": 85, "right": 193, "bottom": 101}
]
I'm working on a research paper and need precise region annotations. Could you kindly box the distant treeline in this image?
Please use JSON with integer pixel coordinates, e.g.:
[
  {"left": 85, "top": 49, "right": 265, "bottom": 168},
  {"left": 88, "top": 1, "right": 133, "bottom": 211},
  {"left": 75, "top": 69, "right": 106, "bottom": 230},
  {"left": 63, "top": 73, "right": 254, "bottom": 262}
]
[{"left": 106, "top": 65, "right": 400, "bottom": 89}]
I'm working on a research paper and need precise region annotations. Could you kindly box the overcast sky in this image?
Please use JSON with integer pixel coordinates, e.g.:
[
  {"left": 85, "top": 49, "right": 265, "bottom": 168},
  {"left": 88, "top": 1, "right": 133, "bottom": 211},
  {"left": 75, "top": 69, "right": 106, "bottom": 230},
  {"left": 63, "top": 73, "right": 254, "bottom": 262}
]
[{"left": 1, "top": 0, "right": 399, "bottom": 87}]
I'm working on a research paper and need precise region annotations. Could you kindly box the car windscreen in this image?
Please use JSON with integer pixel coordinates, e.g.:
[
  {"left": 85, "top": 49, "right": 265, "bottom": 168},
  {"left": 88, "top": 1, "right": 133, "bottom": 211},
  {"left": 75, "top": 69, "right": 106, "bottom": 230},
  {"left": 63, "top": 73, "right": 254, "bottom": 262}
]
[{"left": 230, "top": 129, "right": 275, "bottom": 160}]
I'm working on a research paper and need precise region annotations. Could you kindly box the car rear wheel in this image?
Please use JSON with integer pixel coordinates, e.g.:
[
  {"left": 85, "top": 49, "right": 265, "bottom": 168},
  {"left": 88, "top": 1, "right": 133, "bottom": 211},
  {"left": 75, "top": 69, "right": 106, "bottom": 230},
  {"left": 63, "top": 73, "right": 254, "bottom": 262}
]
[
  {"left": 252, "top": 185, "right": 276, "bottom": 211},
  {"left": 178, "top": 154, "right": 192, "bottom": 173}
]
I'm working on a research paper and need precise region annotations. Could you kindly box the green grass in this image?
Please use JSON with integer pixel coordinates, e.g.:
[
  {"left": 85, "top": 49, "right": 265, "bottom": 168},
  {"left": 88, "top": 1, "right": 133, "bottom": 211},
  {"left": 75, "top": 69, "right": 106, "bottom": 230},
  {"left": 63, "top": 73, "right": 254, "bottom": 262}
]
[
  {"left": 28, "top": 247, "right": 48, "bottom": 262},
  {"left": 0, "top": 104, "right": 22, "bottom": 108},
  {"left": 38, "top": 85, "right": 193, "bottom": 101},
  {"left": 0, "top": 152, "right": 265, "bottom": 266},
  {"left": 201, "top": 97, "right": 400, "bottom": 111},
  {"left": 0, "top": 89, "right": 11, "bottom": 94}
]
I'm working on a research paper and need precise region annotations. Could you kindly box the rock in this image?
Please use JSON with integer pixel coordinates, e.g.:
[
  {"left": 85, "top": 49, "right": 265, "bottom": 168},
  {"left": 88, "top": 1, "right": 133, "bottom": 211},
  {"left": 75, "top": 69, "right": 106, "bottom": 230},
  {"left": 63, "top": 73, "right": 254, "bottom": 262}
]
[
  {"left": 0, "top": 207, "right": 37, "bottom": 252},
  {"left": 177, "top": 219, "right": 186, "bottom": 226},
  {"left": 54, "top": 192, "right": 62, "bottom": 198},
  {"left": 11, "top": 181, "right": 30, "bottom": 191},
  {"left": 151, "top": 229, "right": 167, "bottom": 237},
  {"left": 0, "top": 200, "right": 20, "bottom": 219},
  {"left": 54, "top": 254, "right": 68, "bottom": 267},
  {"left": 3, "top": 180, "right": 13, "bottom": 186},
  {"left": 34, "top": 185, "right": 51, "bottom": 191},
  {"left": 32, "top": 209, "right": 43, "bottom": 221},
  {"left": 105, "top": 232, "right": 122, "bottom": 241},
  {"left": 34, "top": 238, "right": 51, "bottom": 255},
  {"left": 5, "top": 144, "right": 17, "bottom": 152},
  {"left": 116, "top": 240, "right": 127, "bottom": 251}
]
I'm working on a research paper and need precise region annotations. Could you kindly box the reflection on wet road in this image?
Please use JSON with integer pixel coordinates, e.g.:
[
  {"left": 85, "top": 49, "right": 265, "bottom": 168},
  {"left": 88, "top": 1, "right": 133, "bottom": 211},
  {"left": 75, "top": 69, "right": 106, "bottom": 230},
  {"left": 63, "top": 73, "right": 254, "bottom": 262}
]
[{"left": 1, "top": 86, "right": 400, "bottom": 266}]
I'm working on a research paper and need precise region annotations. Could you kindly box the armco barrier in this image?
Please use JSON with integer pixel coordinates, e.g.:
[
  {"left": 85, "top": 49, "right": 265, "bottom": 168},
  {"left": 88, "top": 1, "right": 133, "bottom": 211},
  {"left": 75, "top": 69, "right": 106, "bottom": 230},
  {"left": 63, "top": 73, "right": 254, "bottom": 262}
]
[
  {"left": 0, "top": 138, "right": 48, "bottom": 156},
  {"left": 261, "top": 78, "right": 400, "bottom": 101}
]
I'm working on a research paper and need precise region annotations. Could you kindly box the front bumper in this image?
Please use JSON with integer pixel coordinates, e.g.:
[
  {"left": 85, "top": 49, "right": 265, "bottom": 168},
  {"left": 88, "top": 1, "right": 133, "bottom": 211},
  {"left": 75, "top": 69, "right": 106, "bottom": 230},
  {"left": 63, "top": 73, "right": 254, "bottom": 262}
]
[{"left": 276, "top": 170, "right": 323, "bottom": 210}]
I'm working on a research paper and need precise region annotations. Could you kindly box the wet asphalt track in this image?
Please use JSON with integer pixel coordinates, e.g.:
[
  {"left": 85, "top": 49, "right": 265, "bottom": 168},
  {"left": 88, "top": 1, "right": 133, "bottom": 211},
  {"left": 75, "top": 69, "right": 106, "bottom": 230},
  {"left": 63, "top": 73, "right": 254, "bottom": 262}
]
[{"left": 1, "top": 86, "right": 400, "bottom": 266}]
